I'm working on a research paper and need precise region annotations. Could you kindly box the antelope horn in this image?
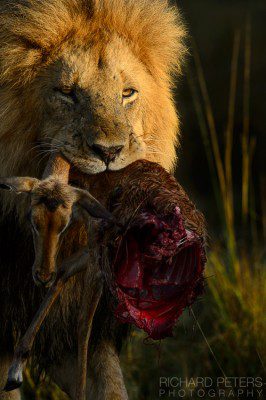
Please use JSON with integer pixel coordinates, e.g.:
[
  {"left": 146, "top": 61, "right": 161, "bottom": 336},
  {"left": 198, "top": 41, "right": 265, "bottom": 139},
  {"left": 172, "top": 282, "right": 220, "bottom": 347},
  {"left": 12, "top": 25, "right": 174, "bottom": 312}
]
[{"left": 42, "top": 153, "right": 70, "bottom": 183}]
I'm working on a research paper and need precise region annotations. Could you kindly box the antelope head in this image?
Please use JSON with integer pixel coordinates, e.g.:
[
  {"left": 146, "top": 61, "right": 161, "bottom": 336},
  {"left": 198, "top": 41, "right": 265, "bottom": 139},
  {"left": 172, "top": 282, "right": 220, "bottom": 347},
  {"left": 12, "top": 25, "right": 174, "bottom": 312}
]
[{"left": 0, "top": 155, "right": 114, "bottom": 287}]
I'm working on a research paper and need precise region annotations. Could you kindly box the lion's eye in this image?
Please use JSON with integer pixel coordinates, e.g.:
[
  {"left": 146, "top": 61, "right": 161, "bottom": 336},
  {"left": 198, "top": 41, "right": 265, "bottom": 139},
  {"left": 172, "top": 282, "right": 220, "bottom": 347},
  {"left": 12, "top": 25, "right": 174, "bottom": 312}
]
[
  {"left": 55, "top": 87, "right": 72, "bottom": 94},
  {"left": 54, "top": 87, "right": 78, "bottom": 103},
  {"left": 122, "top": 88, "right": 138, "bottom": 99}
]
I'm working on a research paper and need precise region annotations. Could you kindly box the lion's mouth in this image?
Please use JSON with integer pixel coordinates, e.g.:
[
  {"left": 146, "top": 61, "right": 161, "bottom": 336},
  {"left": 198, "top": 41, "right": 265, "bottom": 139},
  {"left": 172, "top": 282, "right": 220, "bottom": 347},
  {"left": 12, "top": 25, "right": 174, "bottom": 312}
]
[
  {"left": 61, "top": 148, "right": 107, "bottom": 174},
  {"left": 61, "top": 147, "right": 138, "bottom": 175}
]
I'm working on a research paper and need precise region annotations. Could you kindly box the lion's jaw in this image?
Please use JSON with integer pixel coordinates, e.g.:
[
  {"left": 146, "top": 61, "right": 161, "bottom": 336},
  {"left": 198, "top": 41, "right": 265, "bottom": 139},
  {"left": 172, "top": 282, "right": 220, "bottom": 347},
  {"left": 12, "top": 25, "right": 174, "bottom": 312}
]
[{"left": 38, "top": 38, "right": 149, "bottom": 174}]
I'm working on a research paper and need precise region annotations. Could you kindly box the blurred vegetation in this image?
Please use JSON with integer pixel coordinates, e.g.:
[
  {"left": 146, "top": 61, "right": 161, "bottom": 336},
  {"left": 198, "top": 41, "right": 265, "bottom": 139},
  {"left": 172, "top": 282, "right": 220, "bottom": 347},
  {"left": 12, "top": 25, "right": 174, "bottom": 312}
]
[
  {"left": 21, "top": 369, "right": 68, "bottom": 400},
  {"left": 21, "top": 1, "right": 265, "bottom": 399}
]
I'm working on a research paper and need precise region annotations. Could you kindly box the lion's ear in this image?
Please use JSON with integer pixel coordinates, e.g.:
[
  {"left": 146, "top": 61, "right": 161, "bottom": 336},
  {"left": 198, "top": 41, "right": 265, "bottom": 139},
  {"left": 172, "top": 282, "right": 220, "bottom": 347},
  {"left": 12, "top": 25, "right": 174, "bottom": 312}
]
[
  {"left": 74, "top": 188, "right": 115, "bottom": 222},
  {"left": 0, "top": 177, "right": 39, "bottom": 193}
]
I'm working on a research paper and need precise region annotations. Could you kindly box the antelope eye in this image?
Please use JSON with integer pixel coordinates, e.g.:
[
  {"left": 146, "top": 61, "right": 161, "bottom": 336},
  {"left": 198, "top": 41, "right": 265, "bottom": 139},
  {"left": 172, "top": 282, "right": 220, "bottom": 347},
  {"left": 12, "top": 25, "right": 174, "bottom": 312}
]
[{"left": 122, "top": 88, "right": 138, "bottom": 99}]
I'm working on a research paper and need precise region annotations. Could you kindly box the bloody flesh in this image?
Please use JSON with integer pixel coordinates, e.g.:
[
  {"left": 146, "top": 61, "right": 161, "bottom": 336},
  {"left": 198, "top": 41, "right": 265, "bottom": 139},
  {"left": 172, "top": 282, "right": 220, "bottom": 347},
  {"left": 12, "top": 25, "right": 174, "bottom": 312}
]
[{"left": 112, "top": 206, "right": 206, "bottom": 340}]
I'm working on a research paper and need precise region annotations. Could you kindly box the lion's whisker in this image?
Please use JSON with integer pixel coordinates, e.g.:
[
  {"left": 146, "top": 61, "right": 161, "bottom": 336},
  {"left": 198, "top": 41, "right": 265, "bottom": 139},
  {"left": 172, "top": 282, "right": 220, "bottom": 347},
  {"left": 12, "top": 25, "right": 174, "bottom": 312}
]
[
  {"left": 31, "top": 148, "right": 57, "bottom": 165},
  {"left": 24, "top": 143, "right": 53, "bottom": 157}
]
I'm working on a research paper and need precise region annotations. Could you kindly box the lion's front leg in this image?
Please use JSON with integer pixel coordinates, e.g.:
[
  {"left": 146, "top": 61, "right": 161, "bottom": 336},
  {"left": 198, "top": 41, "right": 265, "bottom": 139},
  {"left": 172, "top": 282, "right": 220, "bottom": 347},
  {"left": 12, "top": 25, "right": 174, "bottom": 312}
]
[
  {"left": 49, "top": 340, "right": 128, "bottom": 400},
  {"left": 88, "top": 340, "right": 128, "bottom": 400}
]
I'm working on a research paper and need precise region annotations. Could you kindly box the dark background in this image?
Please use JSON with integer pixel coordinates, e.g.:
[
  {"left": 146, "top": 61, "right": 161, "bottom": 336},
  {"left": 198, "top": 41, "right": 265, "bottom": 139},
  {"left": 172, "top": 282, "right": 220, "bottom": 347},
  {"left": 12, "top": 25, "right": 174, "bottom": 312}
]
[{"left": 175, "top": 0, "right": 265, "bottom": 234}]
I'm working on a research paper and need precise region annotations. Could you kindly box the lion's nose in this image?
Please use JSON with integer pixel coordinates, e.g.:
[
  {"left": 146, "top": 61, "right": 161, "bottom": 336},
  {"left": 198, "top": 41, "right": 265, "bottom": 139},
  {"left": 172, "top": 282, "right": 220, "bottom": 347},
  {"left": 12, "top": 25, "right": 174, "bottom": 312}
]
[{"left": 92, "top": 144, "right": 123, "bottom": 165}]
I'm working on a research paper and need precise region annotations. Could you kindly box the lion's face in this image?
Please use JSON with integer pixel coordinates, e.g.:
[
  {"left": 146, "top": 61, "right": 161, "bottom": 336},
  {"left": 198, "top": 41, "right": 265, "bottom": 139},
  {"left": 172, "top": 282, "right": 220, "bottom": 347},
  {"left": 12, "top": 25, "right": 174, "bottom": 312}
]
[
  {"left": 38, "top": 37, "right": 149, "bottom": 174},
  {"left": 0, "top": 0, "right": 187, "bottom": 192}
]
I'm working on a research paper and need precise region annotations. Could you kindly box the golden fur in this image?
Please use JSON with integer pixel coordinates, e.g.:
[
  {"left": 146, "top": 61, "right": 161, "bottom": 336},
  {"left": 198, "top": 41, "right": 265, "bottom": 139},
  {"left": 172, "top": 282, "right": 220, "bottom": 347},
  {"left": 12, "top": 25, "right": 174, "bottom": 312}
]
[{"left": 0, "top": 0, "right": 186, "bottom": 210}]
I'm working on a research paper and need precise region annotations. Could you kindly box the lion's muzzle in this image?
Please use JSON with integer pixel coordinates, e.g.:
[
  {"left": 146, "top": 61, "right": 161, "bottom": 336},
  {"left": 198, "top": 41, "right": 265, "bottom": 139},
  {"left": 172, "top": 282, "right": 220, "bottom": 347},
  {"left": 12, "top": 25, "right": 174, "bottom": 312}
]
[{"left": 91, "top": 144, "right": 123, "bottom": 166}]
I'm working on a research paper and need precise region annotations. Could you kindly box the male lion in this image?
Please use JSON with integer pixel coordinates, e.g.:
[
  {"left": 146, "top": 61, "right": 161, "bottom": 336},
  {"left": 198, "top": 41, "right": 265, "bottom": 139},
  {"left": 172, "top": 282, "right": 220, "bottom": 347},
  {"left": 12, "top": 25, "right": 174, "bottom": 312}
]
[{"left": 0, "top": 0, "right": 186, "bottom": 399}]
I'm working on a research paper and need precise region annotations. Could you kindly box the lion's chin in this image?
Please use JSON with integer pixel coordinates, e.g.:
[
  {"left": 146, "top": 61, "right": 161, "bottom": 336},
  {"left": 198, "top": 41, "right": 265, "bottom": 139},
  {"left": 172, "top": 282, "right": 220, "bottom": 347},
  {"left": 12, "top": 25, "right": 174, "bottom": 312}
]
[
  {"left": 63, "top": 150, "right": 145, "bottom": 175},
  {"left": 108, "top": 152, "right": 147, "bottom": 172},
  {"left": 72, "top": 159, "right": 137, "bottom": 175},
  {"left": 63, "top": 153, "right": 107, "bottom": 175}
]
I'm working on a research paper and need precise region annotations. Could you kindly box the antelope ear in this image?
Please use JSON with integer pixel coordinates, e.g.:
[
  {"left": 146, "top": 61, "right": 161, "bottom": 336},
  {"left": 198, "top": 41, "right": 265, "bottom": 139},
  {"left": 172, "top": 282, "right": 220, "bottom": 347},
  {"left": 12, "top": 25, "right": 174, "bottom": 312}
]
[
  {"left": 0, "top": 177, "right": 39, "bottom": 193},
  {"left": 75, "top": 188, "right": 115, "bottom": 222}
]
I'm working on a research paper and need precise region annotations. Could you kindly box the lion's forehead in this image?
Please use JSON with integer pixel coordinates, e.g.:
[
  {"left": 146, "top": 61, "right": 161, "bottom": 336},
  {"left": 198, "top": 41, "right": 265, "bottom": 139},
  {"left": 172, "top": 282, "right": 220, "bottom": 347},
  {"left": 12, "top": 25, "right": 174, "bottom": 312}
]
[{"left": 58, "top": 38, "right": 144, "bottom": 90}]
